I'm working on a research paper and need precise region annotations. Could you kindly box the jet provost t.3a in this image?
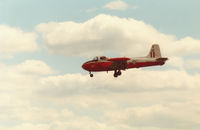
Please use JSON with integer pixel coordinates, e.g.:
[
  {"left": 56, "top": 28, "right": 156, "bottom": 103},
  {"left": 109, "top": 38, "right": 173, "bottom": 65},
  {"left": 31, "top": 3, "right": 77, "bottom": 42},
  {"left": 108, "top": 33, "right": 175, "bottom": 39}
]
[{"left": 82, "top": 44, "right": 168, "bottom": 77}]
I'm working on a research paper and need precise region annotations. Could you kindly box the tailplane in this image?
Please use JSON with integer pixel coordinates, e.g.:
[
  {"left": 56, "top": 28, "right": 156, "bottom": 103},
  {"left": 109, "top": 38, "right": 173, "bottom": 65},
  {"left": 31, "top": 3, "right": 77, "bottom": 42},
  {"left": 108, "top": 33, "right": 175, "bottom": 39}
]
[{"left": 146, "top": 44, "right": 161, "bottom": 58}]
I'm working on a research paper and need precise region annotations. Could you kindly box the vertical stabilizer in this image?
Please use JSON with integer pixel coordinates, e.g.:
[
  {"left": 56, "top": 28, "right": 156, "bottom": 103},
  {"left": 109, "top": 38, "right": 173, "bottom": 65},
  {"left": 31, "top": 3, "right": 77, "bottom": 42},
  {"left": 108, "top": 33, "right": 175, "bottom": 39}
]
[{"left": 146, "top": 44, "right": 161, "bottom": 58}]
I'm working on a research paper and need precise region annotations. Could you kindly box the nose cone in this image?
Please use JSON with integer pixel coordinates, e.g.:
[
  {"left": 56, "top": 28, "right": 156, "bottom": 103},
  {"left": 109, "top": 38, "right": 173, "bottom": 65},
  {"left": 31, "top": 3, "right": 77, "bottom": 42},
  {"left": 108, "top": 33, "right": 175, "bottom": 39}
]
[{"left": 82, "top": 63, "right": 88, "bottom": 70}]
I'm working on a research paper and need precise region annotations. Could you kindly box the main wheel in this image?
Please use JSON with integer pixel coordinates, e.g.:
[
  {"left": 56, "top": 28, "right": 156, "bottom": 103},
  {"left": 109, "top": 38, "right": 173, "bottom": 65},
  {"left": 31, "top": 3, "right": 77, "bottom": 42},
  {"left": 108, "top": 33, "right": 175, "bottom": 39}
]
[
  {"left": 117, "top": 70, "right": 121, "bottom": 76},
  {"left": 114, "top": 73, "right": 118, "bottom": 78}
]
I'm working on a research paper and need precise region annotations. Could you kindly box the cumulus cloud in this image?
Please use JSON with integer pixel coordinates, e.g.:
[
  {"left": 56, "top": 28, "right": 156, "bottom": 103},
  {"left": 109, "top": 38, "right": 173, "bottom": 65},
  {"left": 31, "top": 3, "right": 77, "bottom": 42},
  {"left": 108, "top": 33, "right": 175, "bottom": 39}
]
[
  {"left": 0, "top": 59, "right": 200, "bottom": 129},
  {"left": 15, "top": 60, "right": 58, "bottom": 75},
  {"left": 103, "top": 0, "right": 138, "bottom": 11},
  {"left": 185, "top": 59, "right": 200, "bottom": 70},
  {"left": 36, "top": 14, "right": 200, "bottom": 57},
  {"left": 0, "top": 25, "right": 39, "bottom": 58},
  {"left": 103, "top": 0, "right": 129, "bottom": 11},
  {"left": 38, "top": 71, "right": 200, "bottom": 130},
  {"left": 40, "top": 70, "right": 200, "bottom": 95},
  {"left": 166, "top": 56, "right": 185, "bottom": 69},
  {"left": 168, "top": 37, "right": 200, "bottom": 56}
]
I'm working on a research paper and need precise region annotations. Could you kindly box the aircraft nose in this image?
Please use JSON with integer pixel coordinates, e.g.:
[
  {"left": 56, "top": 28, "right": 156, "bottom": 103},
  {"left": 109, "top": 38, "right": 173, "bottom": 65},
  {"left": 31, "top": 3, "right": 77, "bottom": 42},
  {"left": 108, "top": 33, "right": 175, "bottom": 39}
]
[{"left": 82, "top": 63, "right": 88, "bottom": 70}]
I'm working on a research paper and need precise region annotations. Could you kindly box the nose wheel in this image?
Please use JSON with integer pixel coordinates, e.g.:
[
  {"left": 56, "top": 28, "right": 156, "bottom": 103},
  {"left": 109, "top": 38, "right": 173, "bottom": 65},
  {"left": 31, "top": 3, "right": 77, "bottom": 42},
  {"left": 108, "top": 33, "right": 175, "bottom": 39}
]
[
  {"left": 113, "top": 70, "right": 122, "bottom": 78},
  {"left": 90, "top": 74, "right": 93, "bottom": 77},
  {"left": 89, "top": 72, "right": 93, "bottom": 77}
]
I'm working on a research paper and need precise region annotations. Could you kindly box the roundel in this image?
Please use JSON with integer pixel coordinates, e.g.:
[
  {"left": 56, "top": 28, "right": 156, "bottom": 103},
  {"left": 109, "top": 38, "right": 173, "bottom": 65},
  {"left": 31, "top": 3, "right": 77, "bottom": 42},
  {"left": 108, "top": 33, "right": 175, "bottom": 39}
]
[{"left": 132, "top": 60, "right": 136, "bottom": 64}]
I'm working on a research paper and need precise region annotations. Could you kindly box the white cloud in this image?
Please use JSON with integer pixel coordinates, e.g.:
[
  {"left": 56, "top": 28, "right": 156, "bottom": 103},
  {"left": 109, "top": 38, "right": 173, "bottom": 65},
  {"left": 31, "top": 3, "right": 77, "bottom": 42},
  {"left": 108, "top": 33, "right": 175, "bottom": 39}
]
[
  {"left": 166, "top": 56, "right": 184, "bottom": 69},
  {"left": 0, "top": 60, "right": 56, "bottom": 92},
  {"left": 104, "top": 103, "right": 200, "bottom": 129},
  {"left": 15, "top": 60, "right": 58, "bottom": 75},
  {"left": 40, "top": 69, "right": 200, "bottom": 96},
  {"left": 185, "top": 59, "right": 200, "bottom": 70},
  {"left": 103, "top": 0, "right": 129, "bottom": 11},
  {"left": 168, "top": 37, "right": 200, "bottom": 56},
  {"left": 36, "top": 14, "right": 200, "bottom": 58},
  {"left": 0, "top": 25, "right": 39, "bottom": 58},
  {"left": 0, "top": 59, "right": 200, "bottom": 129}
]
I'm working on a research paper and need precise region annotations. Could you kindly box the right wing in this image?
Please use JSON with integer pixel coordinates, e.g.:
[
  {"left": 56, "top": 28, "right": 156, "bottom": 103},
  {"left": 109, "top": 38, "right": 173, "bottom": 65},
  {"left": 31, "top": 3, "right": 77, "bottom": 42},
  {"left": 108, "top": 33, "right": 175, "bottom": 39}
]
[{"left": 108, "top": 57, "right": 130, "bottom": 70}]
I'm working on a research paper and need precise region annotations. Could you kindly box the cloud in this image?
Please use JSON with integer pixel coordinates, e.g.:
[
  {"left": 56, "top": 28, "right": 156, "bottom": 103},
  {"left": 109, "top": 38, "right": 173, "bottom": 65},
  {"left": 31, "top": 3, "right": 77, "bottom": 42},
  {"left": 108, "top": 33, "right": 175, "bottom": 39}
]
[
  {"left": 38, "top": 71, "right": 200, "bottom": 130},
  {"left": 0, "top": 25, "right": 39, "bottom": 58},
  {"left": 185, "top": 59, "right": 200, "bottom": 70},
  {"left": 0, "top": 59, "right": 200, "bottom": 129},
  {"left": 40, "top": 70, "right": 200, "bottom": 96},
  {"left": 168, "top": 37, "right": 200, "bottom": 56},
  {"left": 104, "top": 104, "right": 200, "bottom": 129},
  {"left": 103, "top": 0, "right": 129, "bottom": 11},
  {"left": 36, "top": 14, "right": 200, "bottom": 58},
  {"left": 166, "top": 56, "right": 184, "bottom": 69},
  {"left": 15, "top": 60, "right": 58, "bottom": 75}
]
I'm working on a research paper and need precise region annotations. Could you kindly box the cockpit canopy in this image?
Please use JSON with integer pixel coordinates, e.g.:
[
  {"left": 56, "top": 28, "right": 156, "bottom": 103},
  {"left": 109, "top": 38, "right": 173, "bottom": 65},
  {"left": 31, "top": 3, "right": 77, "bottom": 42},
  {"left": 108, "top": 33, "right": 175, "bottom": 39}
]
[{"left": 92, "top": 56, "right": 108, "bottom": 61}]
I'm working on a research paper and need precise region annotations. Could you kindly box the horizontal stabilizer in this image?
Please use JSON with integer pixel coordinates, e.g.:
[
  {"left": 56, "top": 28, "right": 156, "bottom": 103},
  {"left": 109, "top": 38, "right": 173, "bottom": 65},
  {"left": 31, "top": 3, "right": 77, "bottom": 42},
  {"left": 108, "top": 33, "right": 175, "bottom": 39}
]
[{"left": 156, "top": 57, "right": 168, "bottom": 62}]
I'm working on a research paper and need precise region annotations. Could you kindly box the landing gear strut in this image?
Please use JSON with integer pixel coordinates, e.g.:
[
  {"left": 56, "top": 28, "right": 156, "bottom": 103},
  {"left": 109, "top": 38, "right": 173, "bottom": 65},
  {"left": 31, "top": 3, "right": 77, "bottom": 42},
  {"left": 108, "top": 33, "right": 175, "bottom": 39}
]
[{"left": 113, "top": 70, "right": 122, "bottom": 78}]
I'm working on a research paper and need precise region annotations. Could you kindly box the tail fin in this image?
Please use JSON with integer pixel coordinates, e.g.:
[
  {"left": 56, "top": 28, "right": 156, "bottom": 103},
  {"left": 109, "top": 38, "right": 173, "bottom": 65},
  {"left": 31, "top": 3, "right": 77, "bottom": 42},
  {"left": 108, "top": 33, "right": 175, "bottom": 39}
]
[{"left": 146, "top": 44, "right": 161, "bottom": 58}]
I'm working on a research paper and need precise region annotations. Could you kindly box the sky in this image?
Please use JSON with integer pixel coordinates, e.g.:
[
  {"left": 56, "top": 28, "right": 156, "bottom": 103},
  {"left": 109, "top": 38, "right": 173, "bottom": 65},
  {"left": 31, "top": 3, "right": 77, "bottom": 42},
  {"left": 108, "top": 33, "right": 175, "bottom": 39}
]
[{"left": 0, "top": 0, "right": 200, "bottom": 129}]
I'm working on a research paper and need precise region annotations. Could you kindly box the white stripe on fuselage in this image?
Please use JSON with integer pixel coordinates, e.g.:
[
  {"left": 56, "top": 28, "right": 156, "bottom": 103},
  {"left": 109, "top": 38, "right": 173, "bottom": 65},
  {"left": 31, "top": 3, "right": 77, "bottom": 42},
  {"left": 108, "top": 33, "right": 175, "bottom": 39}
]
[
  {"left": 87, "top": 57, "right": 157, "bottom": 64},
  {"left": 128, "top": 57, "right": 157, "bottom": 63}
]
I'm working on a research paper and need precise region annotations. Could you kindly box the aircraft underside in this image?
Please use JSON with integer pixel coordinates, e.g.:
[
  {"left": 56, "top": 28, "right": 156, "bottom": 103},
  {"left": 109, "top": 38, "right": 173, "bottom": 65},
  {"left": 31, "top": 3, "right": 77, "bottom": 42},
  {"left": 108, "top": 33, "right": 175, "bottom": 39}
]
[{"left": 87, "top": 61, "right": 165, "bottom": 78}]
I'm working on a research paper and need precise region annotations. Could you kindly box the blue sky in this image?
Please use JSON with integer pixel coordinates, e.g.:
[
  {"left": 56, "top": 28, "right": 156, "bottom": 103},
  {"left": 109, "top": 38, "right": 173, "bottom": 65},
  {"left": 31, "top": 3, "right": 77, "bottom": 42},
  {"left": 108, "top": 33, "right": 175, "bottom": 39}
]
[{"left": 1, "top": 0, "right": 200, "bottom": 129}]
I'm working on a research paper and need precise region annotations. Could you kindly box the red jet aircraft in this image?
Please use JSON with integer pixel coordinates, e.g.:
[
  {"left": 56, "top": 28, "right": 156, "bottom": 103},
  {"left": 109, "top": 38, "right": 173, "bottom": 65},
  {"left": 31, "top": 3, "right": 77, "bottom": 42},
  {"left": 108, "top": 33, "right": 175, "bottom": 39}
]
[{"left": 82, "top": 44, "right": 168, "bottom": 77}]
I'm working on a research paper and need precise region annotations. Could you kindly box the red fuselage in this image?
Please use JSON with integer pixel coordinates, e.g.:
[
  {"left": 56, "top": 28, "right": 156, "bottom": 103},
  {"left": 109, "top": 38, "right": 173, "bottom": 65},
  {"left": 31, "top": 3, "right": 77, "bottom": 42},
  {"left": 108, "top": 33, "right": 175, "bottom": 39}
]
[{"left": 82, "top": 57, "right": 165, "bottom": 72}]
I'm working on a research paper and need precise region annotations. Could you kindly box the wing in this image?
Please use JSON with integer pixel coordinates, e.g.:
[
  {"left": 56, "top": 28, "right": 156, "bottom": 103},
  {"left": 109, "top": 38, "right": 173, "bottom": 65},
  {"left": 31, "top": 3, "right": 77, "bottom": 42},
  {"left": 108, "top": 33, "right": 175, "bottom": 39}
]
[{"left": 108, "top": 57, "right": 130, "bottom": 70}]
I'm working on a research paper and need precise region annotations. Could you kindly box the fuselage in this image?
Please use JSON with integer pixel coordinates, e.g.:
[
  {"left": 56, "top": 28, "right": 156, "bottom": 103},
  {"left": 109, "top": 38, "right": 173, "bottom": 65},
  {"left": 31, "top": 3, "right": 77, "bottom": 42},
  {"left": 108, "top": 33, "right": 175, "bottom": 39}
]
[{"left": 82, "top": 57, "right": 166, "bottom": 72}]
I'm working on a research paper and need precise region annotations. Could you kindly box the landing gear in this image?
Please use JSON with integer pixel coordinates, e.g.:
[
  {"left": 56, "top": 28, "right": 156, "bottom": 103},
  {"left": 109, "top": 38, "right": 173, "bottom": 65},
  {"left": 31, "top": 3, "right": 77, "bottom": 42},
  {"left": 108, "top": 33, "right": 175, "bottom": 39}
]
[
  {"left": 89, "top": 72, "right": 93, "bottom": 77},
  {"left": 117, "top": 70, "right": 121, "bottom": 76},
  {"left": 114, "top": 73, "right": 118, "bottom": 77},
  {"left": 90, "top": 73, "right": 93, "bottom": 77},
  {"left": 113, "top": 70, "right": 122, "bottom": 78}
]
